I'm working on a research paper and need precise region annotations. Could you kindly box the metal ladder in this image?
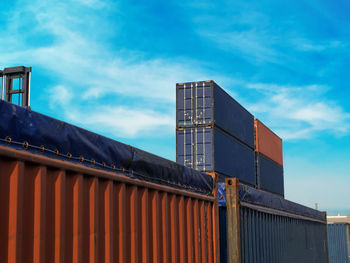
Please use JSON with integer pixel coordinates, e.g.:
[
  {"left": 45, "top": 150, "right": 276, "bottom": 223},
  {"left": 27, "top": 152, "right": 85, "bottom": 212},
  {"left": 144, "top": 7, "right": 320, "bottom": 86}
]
[{"left": 1, "top": 66, "right": 32, "bottom": 108}]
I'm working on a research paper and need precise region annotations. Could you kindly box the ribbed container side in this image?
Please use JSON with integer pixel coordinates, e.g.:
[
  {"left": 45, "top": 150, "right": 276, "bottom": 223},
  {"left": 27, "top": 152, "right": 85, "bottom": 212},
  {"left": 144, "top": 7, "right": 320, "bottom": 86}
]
[
  {"left": 176, "top": 126, "right": 256, "bottom": 186},
  {"left": 256, "top": 153, "right": 284, "bottom": 197},
  {"left": 219, "top": 207, "right": 228, "bottom": 263},
  {"left": 0, "top": 146, "right": 220, "bottom": 263},
  {"left": 328, "top": 224, "right": 350, "bottom": 263},
  {"left": 238, "top": 206, "right": 329, "bottom": 263},
  {"left": 254, "top": 118, "right": 283, "bottom": 166},
  {"left": 176, "top": 81, "right": 255, "bottom": 149}
]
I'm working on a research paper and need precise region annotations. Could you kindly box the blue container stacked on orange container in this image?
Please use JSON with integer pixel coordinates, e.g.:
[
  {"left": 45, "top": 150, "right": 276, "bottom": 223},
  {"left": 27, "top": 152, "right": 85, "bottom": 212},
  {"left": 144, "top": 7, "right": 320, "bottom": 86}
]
[{"left": 176, "top": 80, "right": 256, "bottom": 186}]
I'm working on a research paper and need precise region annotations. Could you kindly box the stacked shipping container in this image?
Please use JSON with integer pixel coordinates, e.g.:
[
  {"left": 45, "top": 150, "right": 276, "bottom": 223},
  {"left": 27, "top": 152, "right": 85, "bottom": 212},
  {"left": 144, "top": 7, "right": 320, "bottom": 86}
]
[
  {"left": 254, "top": 119, "right": 284, "bottom": 196},
  {"left": 176, "top": 81, "right": 285, "bottom": 196},
  {"left": 176, "top": 81, "right": 256, "bottom": 186}
]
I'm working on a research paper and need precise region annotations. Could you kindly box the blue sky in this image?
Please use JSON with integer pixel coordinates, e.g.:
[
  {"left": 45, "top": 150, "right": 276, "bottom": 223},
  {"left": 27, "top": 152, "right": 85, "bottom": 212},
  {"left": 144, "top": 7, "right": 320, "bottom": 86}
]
[{"left": 1, "top": 0, "right": 349, "bottom": 214}]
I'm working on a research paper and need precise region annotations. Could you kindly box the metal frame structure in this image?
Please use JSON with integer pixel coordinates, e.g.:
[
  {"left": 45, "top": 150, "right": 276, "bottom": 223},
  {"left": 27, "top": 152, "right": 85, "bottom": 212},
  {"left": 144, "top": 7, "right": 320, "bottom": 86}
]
[
  {"left": 0, "top": 70, "right": 4, "bottom": 100},
  {"left": 1, "top": 66, "right": 31, "bottom": 107}
]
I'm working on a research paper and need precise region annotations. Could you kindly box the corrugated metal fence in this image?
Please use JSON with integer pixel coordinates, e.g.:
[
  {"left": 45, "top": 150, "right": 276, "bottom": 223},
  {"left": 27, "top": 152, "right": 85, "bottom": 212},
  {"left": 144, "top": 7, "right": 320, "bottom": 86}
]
[
  {"left": 220, "top": 178, "right": 329, "bottom": 263},
  {"left": 238, "top": 206, "right": 328, "bottom": 263},
  {"left": 328, "top": 224, "right": 349, "bottom": 263},
  {"left": 0, "top": 145, "right": 220, "bottom": 263}
]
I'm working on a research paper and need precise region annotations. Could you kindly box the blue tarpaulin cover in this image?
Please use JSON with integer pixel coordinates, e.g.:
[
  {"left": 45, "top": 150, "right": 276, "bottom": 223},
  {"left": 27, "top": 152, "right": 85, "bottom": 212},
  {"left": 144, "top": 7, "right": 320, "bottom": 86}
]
[
  {"left": 218, "top": 183, "right": 326, "bottom": 221},
  {"left": 0, "top": 100, "right": 214, "bottom": 195}
]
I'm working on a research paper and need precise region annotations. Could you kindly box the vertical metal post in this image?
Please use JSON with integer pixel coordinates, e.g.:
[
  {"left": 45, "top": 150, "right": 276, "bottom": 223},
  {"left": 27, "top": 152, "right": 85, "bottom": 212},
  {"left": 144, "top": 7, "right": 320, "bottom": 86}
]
[
  {"left": 346, "top": 224, "right": 350, "bottom": 263},
  {"left": 1, "top": 70, "right": 4, "bottom": 100},
  {"left": 324, "top": 212, "right": 330, "bottom": 263},
  {"left": 226, "top": 178, "right": 241, "bottom": 263},
  {"left": 27, "top": 71, "right": 31, "bottom": 107},
  {"left": 209, "top": 172, "right": 221, "bottom": 263}
]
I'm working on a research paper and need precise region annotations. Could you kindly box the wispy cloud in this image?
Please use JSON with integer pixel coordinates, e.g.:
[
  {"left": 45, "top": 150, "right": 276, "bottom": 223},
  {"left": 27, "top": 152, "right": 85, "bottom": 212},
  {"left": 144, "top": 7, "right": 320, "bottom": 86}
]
[
  {"left": 67, "top": 106, "right": 174, "bottom": 138},
  {"left": 246, "top": 83, "right": 350, "bottom": 139},
  {"left": 2, "top": 0, "right": 349, "bottom": 143},
  {"left": 0, "top": 0, "right": 221, "bottom": 138}
]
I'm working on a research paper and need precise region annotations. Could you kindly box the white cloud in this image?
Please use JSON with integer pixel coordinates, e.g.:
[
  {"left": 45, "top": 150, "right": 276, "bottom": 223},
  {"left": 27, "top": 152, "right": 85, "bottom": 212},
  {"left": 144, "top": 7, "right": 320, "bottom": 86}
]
[
  {"left": 198, "top": 30, "right": 279, "bottom": 64},
  {"left": 65, "top": 106, "right": 174, "bottom": 138},
  {"left": 48, "top": 85, "right": 73, "bottom": 108},
  {"left": 246, "top": 83, "right": 350, "bottom": 139},
  {"left": 3, "top": 0, "right": 348, "bottom": 142},
  {"left": 0, "top": 0, "right": 221, "bottom": 138},
  {"left": 292, "top": 39, "right": 345, "bottom": 52}
]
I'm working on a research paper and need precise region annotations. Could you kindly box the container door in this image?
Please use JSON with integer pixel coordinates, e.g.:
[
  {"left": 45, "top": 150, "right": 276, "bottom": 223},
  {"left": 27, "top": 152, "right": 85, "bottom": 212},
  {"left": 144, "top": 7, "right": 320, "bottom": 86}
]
[
  {"left": 176, "top": 127, "right": 213, "bottom": 171},
  {"left": 176, "top": 82, "right": 213, "bottom": 126}
]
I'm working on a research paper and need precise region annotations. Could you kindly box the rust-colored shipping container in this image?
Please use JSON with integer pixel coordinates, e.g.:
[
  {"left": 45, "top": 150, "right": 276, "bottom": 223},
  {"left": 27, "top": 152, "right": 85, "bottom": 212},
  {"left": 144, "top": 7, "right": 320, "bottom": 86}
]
[
  {"left": 254, "top": 119, "right": 283, "bottom": 166},
  {"left": 0, "top": 99, "right": 220, "bottom": 263},
  {"left": 0, "top": 145, "right": 220, "bottom": 263}
]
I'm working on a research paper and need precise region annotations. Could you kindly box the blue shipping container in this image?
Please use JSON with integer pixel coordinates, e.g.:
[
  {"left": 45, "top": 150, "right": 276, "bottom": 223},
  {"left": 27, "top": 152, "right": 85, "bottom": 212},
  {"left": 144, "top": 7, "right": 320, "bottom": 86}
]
[
  {"left": 176, "top": 126, "right": 255, "bottom": 186},
  {"left": 256, "top": 153, "right": 284, "bottom": 196},
  {"left": 176, "top": 81, "right": 255, "bottom": 149},
  {"left": 328, "top": 224, "right": 350, "bottom": 263}
]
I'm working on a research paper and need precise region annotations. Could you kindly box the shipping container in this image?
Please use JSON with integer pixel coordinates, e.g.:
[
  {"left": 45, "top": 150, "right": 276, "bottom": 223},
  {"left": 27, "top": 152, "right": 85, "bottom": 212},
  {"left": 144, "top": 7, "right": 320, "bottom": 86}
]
[
  {"left": 0, "top": 100, "right": 220, "bottom": 263},
  {"left": 254, "top": 119, "right": 283, "bottom": 166},
  {"left": 328, "top": 223, "right": 350, "bottom": 263},
  {"left": 255, "top": 153, "right": 284, "bottom": 196},
  {"left": 176, "top": 126, "right": 255, "bottom": 186},
  {"left": 176, "top": 81, "right": 255, "bottom": 149},
  {"left": 218, "top": 177, "right": 329, "bottom": 263}
]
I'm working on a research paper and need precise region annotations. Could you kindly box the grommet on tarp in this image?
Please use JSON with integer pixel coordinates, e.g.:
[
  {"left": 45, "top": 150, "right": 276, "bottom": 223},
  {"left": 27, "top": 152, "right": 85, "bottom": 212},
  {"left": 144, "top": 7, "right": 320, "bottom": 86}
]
[
  {"left": 91, "top": 159, "right": 96, "bottom": 165},
  {"left": 23, "top": 141, "right": 29, "bottom": 149},
  {"left": 55, "top": 149, "right": 59, "bottom": 155},
  {"left": 79, "top": 156, "right": 84, "bottom": 162},
  {"left": 5, "top": 136, "right": 11, "bottom": 144},
  {"left": 67, "top": 153, "right": 72, "bottom": 159},
  {"left": 40, "top": 145, "right": 45, "bottom": 152}
]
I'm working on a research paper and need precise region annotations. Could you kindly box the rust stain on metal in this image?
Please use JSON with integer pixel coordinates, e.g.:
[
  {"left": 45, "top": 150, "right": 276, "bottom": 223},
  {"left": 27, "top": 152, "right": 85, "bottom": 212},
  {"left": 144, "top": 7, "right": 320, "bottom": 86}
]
[
  {"left": 208, "top": 172, "right": 221, "bottom": 263},
  {"left": 226, "top": 178, "right": 241, "bottom": 263}
]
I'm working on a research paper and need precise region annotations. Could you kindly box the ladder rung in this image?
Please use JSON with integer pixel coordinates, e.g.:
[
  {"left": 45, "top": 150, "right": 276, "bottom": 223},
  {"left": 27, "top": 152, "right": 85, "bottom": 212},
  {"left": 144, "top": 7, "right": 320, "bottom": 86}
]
[{"left": 8, "top": 89, "right": 24, "bottom": 94}]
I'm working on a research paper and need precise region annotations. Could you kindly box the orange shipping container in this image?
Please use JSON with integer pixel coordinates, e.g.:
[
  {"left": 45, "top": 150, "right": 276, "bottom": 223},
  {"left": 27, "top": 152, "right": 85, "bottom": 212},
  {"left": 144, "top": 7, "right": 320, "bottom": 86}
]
[
  {"left": 0, "top": 145, "right": 220, "bottom": 263},
  {"left": 254, "top": 119, "right": 283, "bottom": 166}
]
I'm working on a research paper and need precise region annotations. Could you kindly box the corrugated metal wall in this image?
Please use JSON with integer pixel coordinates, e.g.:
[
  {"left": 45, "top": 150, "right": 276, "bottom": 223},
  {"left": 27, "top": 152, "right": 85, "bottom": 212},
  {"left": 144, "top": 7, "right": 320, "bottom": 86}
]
[
  {"left": 221, "top": 178, "right": 329, "bottom": 263},
  {"left": 239, "top": 206, "right": 328, "bottom": 263},
  {"left": 328, "top": 224, "right": 349, "bottom": 263},
  {"left": 0, "top": 147, "right": 220, "bottom": 263}
]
